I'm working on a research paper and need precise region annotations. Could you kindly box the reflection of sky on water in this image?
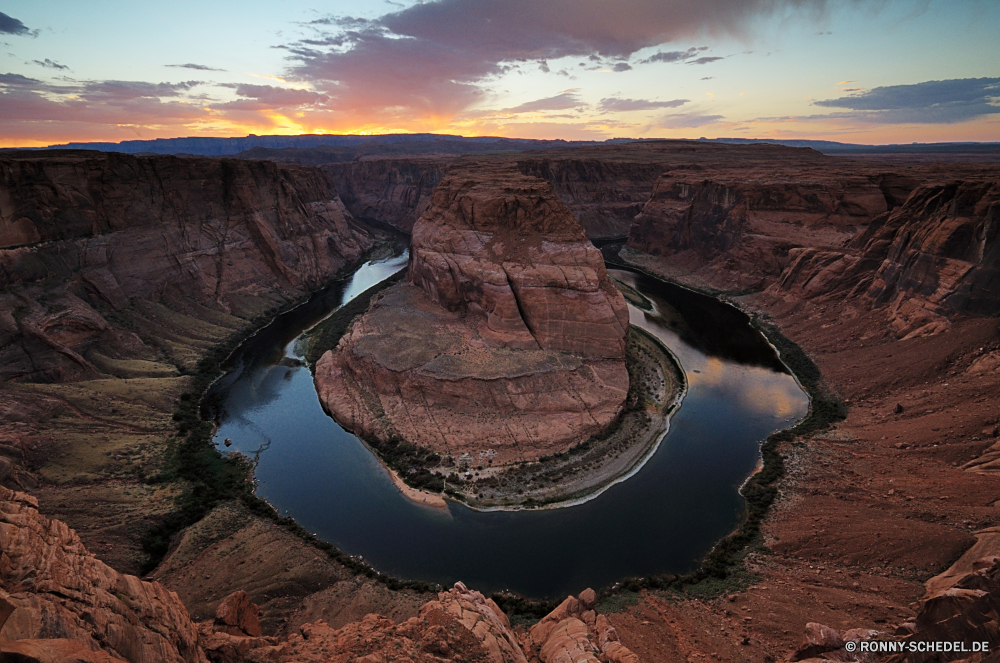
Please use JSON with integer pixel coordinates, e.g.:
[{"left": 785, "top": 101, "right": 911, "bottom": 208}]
[{"left": 209, "top": 259, "right": 808, "bottom": 598}]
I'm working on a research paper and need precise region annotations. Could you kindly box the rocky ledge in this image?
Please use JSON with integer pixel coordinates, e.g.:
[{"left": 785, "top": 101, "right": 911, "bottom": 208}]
[{"left": 315, "top": 164, "right": 632, "bottom": 489}]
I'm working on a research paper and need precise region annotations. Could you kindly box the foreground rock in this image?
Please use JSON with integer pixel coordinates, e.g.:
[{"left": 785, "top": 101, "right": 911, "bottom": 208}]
[
  {"left": 317, "top": 164, "right": 629, "bottom": 469},
  {"left": 527, "top": 588, "right": 639, "bottom": 663},
  {"left": 0, "top": 486, "right": 205, "bottom": 662}
]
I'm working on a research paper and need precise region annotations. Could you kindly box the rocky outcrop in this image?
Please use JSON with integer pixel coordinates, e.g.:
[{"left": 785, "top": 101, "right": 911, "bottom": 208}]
[
  {"left": 0, "top": 151, "right": 373, "bottom": 382},
  {"left": 323, "top": 158, "right": 448, "bottom": 232},
  {"left": 526, "top": 588, "right": 639, "bottom": 663},
  {"left": 316, "top": 164, "right": 629, "bottom": 467},
  {"left": 0, "top": 486, "right": 205, "bottom": 662}
]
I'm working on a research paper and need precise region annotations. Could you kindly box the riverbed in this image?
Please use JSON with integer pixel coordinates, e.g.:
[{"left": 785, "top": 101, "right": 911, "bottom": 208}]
[{"left": 205, "top": 248, "right": 808, "bottom": 598}]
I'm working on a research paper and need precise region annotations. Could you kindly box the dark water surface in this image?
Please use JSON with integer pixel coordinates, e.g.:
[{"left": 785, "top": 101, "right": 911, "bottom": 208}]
[{"left": 206, "top": 250, "right": 808, "bottom": 598}]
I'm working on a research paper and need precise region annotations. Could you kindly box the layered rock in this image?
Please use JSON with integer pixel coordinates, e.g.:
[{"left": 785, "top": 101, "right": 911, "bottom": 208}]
[
  {"left": 316, "top": 165, "right": 629, "bottom": 466},
  {"left": 0, "top": 486, "right": 205, "bottom": 662},
  {"left": 517, "top": 158, "right": 669, "bottom": 239},
  {"left": 773, "top": 179, "right": 1000, "bottom": 338},
  {"left": 626, "top": 165, "right": 890, "bottom": 290},
  {"left": 0, "top": 151, "right": 373, "bottom": 382},
  {"left": 323, "top": 158, "right": 448, "bottom": 232}
]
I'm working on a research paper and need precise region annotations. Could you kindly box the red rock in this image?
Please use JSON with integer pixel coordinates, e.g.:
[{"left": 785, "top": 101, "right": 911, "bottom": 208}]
[
  {"left": 214, "top": 590, "right": 262, "bottom": 637},
  {"left": 0, "top": 486, "right": 204, "bottom": 662},
  {"left": 0, "top": 638, "right": 122, "bottom": 663},
  {"left": 317, "top": 164, "right": 629, "bottom": 467}
]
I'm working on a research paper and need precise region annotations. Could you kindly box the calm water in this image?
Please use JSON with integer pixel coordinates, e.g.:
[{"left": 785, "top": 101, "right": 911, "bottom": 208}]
[{"left": 205, "top": 250, "right": 808, "bottom": 598}]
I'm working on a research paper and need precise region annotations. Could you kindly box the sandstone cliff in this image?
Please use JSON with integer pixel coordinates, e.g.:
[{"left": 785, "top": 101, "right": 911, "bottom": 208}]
[
  {"left": 0, "top": 151, "right": 373, "bottom": 383},
  {"left": 316, "top": 164, "right": 629, "bottom": 469},
  {"left": 323, "top": 158, "right": 449, "bottom": 232},
  {"left": 517, "top": 158, "right": 668, "bottom": 239},
  {"left": 625, "top": 163, "right": 891, "bottom": 290},
  {"left": 772, "top": 178, "right": 999, "bottom": 338}
]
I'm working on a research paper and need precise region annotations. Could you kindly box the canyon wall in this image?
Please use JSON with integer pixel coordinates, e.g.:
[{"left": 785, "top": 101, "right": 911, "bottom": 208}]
[
  {"left": 775, "top": 179, "right": 999, "bottom": 338},
  {"left": 0, "top": 151, "right": 374, "bottom": 382},
  {"left": 316, "top": 163, "right": 629, "bottom": 467},
  {"left": 322, "top": 158, "right": 449, "bottom": 233}
]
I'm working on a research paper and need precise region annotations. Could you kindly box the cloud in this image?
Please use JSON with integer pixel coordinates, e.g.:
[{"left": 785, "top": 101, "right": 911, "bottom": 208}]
[
  {"left": 688, "top": 56, "right": 723, "bottom": 65},
  {"left": 641, "top": 47, "right": 704, "bottom": 64},
  {"left": 166, "top": 63, "right": 225, "bottom": 71},
  {"left": 284, "top": 0, "right": 858, "bottom": 125},
  {"left": 505, "top": 92, "right": 584, "bottom": 113},
  {"left": 657, "top": 112, "right": 724, "bottom": 128},
  {"left": 814, "top": 77, "right": 1000, "bottom": 123},
  {"left": 0, "top": 12, "right": 34, "bottom": 37},
  {"left": 29, "top": 59, "right": 68, "bottom": 70},
  {"left": 212, "top": 83, "right": 327, "bottom": 111},
  {"left": 600, "top": 97, "right": 688, "bottom": 112},
  {"left": 613, "top": 62, "right": 632, "bottom": 72}
]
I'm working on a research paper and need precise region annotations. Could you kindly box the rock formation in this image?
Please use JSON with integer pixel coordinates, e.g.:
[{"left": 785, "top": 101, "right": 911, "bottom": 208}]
[
  {"left": 1, "top": 482, "right": 637, "bottom": 663},
  {"left": 323, "top": 158, "right": 448, "bottom": 232},
  {"left": 0, "top": 486, "right": 205, "bottom": 662},
  {"left": 526, "top": 588, "right": 639, "bottom": 663},
  {"left": 316, "top": 164, "right": 629, "bottom": 467},
  {"left": 772, "top": 178, "right": 1000, "bottom": 338},
  {"left": 0, "top": 151, "right": 373, "bottom": 382},
  {"left": 625, "top": 160, "right": 892, "bottom": 290}
]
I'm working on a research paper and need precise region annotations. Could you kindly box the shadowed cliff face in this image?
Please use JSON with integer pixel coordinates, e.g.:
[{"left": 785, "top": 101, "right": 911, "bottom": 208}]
[
  {"left": 0, "top": 151, "right": 373, "bottom": 383},
  {"left": 516, "top": 158, "right": 668, "bottom": 239},
  {"left": 317, "top": 164, "right": 629, "bottom": 466},
  {"left": 625, "top": 168, "right": 891, "bottom": 290},
  {"left": 775, "top": 179, "right": 1000, "bottom": 338},
  {"left": 323, "top": 158, "right": 449, "bottom": 233}
]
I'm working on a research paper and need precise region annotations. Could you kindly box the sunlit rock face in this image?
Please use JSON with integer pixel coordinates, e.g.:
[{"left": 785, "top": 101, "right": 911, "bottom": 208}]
[{"left": 316, "top": 164, "right": 630, "bottom": 466}]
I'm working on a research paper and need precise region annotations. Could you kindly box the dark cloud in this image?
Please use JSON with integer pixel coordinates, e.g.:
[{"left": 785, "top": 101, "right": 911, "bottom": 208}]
[
  {"left": 641, "top": 48, "right": 702, "bottom": 64},
  {"left": 0, "top": 12, "right": 34, "bottom": 36},
  {"left": 212, "top": 84, "right": 327, "bottom": 111},
  {"left": 688, "top": 56, "right": 723, "bottom": 65},
  {"left": 814, "top": 77, "right": 1000, "bottom": 123},
  {"left": 613, "top": 62, "right": 632, "bottom": 72},
  {"left": 29, "top": 59, "right": 67, "bottom": 70},
  {"left": 285, "top": 0, "right": 855, "bottom": 124},
  {"left": 701, "top": 76, "right": 713, "bottom": 80},
  {"left": 657, "top": 112, "right": 724, "bottom": 128},
  {"left": 505, "top": 92, "right": 584, "bottom": 113},
  {"left": 599, "top": 97, "right": 688, "bottom": 112},
  {"left": 166, "top": 63, "right": 225, "bottom": 71}
]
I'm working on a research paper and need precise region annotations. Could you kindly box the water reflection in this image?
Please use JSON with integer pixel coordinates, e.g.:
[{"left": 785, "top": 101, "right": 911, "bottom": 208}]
[{"left": 207, "top": 256, "right": 808, "bottom": 598}]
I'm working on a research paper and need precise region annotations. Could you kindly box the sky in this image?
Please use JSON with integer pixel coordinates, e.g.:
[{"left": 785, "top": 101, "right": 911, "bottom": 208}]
[{"left": 1, "top": 0, "right": 998, "bottom": 147}]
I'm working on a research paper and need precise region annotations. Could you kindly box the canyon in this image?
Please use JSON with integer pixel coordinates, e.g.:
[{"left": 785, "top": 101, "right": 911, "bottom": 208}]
[
  {"left": 1, "top": 140, "right": 999, "bottom": 662},
  {"left": 314, "top": 163, "right": 636, "bottom": 502}
]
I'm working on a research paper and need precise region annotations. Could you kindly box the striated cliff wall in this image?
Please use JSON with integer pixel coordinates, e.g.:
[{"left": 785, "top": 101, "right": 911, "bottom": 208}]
[
  {"left": 774, "top": 178, "right": 1000, "bottom": 338},
  {"left": 322, "top": 158, "right": 449, "bottom": 233},
  {"left": 516, "top": 158, "right": 668, "bottom": 239},
  {"left": 0, "top": 151, "right": 373, "bottom": 382}
]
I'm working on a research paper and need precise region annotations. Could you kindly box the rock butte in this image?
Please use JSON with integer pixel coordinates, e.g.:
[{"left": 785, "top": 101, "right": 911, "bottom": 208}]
[{"left": 316, "top": 164, "right": 629, "bottom": 467}]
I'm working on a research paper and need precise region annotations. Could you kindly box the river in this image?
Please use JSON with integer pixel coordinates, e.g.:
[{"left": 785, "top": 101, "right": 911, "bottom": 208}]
[{"left": 204, "top": 247, "right": 808, "bottom": 599}]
